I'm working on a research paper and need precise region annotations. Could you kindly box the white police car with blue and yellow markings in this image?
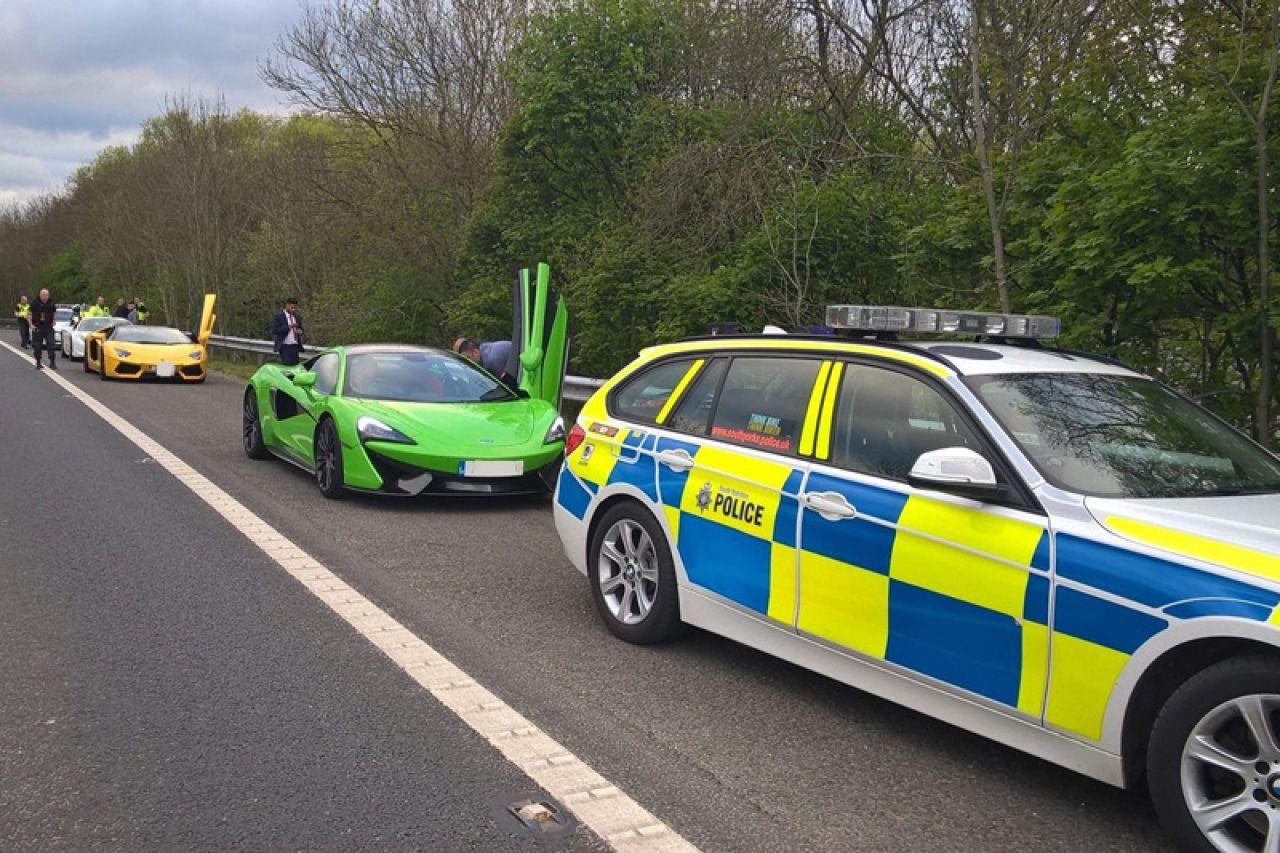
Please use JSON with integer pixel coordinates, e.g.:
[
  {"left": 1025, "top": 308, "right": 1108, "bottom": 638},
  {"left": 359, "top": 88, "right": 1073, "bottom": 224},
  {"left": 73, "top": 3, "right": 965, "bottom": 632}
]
[{"left": 553, "top": 305, "right": 1280, "bottom": 852}]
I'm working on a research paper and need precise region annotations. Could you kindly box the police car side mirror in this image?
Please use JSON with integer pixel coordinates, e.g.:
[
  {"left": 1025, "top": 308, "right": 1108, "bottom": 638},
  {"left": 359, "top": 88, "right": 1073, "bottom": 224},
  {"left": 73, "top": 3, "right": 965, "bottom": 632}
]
[{"left": 908, "top": 447, "right": 1002, "bottom": 500}]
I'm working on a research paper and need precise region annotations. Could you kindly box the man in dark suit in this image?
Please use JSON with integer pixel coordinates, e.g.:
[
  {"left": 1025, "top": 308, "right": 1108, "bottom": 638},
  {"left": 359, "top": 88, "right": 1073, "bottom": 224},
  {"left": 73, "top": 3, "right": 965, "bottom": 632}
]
[
  {"left": 271, "top": 298, "right": 305, "bottom": 366},
  {"left": 28, "top": 288, "right": 58, "bottom": 370}
]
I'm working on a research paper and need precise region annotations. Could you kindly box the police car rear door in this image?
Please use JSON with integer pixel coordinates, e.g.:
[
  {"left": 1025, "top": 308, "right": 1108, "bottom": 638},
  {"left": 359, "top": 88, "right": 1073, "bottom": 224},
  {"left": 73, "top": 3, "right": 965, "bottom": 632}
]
[
  {"left": 797, "top": 358, "right": 1051, "bottom": 720},
  {"left": 655, "top": 354, "right": 827, "bottom": 626}
]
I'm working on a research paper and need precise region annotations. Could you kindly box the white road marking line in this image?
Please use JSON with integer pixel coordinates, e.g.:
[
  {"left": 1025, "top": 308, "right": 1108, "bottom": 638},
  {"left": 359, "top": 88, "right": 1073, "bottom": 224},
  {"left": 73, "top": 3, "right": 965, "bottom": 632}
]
[{"left": 4, "top": 342, "right": 697, "bottom": 853}]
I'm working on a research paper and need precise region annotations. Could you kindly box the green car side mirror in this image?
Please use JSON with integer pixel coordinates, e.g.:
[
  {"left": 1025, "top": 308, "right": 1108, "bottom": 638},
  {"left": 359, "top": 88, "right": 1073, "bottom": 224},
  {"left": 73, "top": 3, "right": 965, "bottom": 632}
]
[{"left": 293, "top": 371, "right": 318, "bottom": 389}]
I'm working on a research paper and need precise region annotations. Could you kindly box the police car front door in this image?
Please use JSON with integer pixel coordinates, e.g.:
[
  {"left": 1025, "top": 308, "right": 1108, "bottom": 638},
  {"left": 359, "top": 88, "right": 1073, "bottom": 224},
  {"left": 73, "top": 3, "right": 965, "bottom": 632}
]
[
  {"left": 796, "top": 361, "right": 1052, "bottom": 719},
  {"left": 656, "top": 356, "right": 824, "bottom": 625}
]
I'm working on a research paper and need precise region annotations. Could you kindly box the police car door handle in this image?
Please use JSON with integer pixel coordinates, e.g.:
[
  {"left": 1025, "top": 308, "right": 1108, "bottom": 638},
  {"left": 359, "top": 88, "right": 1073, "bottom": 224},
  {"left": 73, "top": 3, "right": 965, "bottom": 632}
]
[
  {"left": 803, "top": 491, "right": 857, "bottom": 521},
  {"left": 656, "top": 448, "right": 695, "bottom": 472}
]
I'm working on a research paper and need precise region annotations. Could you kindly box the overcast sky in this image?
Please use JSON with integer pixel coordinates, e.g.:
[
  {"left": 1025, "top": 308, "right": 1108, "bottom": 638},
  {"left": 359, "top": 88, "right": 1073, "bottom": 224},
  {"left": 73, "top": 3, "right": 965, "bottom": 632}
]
[{"left": 0, "top": 0, "right": 307, "bottom": 205}]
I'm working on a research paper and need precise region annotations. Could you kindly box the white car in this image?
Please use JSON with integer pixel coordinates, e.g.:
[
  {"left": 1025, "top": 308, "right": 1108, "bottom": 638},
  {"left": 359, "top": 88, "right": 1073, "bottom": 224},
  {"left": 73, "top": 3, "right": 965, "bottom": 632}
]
[
  {"left": 52, "top": 307, "right": 77, "bottom": 347},
  {"left": 62, "top": 316, "right": 128, "bottom": 360},
  {"left": 555, "top": 304, "right": 1280, "bottom": 853}
]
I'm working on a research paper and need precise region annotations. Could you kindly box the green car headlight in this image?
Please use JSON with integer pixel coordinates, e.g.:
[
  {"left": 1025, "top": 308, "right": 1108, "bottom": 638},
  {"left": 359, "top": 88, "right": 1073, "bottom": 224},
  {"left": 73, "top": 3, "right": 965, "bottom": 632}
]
[
  {"left": 357, "top": 415, "right": 414, "bottom": 445},
  {"left": 544, "top": 416, "right": 566, "bottom": 445}
]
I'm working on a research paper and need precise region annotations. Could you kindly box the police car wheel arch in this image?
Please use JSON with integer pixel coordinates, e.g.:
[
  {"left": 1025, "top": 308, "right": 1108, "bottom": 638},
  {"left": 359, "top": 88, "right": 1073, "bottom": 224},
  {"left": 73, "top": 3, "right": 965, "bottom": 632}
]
[
  {"left": 588, "top": 501, "right": 685, "bottom": 644},
  {"left": 1147, "top": 655, "right": 1280, "bottom": 852}
]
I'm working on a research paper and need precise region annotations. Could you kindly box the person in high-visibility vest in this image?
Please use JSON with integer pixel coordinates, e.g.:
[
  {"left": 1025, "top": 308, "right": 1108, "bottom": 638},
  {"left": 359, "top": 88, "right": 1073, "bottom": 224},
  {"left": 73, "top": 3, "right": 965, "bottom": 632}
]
[
  {"left": 134, "top": 297, "right": 149, "bottom": 324},
  {"left": 84, "top": 295, "right": 111, "bottom": 318},
  {"left": 13, "top": 295, "right": 30, "bottom": 348}
]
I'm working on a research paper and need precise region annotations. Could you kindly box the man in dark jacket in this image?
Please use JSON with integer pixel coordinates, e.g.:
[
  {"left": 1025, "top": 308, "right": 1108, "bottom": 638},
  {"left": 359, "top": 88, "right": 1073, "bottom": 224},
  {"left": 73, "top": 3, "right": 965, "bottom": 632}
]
[
  {"left": 112, "top": 298, "right": 129, "bottom": 319},
  {"left": 271, "top": 298, "right": 305, "bottom": 366},
  {"left": 28, "top": 288, "right": 57, "bottom": 370}
]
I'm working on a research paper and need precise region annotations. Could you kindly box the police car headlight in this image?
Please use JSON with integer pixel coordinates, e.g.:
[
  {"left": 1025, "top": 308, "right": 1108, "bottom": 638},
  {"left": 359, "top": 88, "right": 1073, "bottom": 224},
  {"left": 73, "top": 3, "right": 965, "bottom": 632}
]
[
  {"left": 544, "top": 416, "right": 566, "bottom": 445},
  {"left": 113, "top": 347, "right": 132, "bottom": 358},
  {"left": 357, "top": 416, "right": 414, "bottom": 445}
]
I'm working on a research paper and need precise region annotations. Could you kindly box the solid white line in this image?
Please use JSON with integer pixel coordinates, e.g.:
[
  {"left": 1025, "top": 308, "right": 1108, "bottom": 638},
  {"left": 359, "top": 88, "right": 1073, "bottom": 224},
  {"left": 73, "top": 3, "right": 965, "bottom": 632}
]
[{"left": 4, "top": 341, "right": 697, "bottom": 853}]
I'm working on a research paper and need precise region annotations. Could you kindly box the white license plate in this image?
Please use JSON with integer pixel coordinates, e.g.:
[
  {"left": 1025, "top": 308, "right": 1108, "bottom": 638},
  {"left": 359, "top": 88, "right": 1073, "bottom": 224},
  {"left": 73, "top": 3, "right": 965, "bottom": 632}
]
[
  {"left": 155, "top": 362, "right": 175, "bottom": 377},
  {"left": 460, "top": 460, "right": 523, "bottom": 478}
]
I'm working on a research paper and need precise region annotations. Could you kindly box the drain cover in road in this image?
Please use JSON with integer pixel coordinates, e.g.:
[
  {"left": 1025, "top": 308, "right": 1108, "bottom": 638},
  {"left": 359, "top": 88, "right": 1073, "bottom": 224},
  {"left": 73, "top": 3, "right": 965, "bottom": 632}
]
[{"left": 495, "top": 795, "right": 576, "bottom": 836}]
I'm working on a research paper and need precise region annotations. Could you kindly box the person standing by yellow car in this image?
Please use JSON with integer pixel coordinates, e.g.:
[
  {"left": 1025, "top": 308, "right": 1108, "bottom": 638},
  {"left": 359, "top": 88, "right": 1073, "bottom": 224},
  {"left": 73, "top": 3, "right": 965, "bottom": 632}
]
[
  {"left": 13, "top": 295, "right": 30, "bottom": 348},
  {"left": 85, "top": 296, "right": 111, "bottom": 318}
]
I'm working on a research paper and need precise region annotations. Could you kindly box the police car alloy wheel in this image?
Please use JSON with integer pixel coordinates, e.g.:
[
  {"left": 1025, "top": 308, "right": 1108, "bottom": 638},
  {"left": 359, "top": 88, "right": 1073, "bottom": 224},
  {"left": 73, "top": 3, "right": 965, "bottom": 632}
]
[
  {"left": 588, "top": 503, "right": 684, "bottom": 644},
  {"left": 1149, "top": 656, "right": 1280, "bottom": 852}
]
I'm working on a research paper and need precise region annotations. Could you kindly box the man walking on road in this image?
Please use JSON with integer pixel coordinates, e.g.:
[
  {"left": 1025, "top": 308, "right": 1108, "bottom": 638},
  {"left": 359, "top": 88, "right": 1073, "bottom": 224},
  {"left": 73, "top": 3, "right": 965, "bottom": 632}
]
[
  {"left": 271, "top": 298, "right": 305, "bottom": 366},
  {"left": 28, "top": 288, "right": 58, "bottom": 370},
  {"left": 14, "top": 296, "right": 31, "bottom": 348}
]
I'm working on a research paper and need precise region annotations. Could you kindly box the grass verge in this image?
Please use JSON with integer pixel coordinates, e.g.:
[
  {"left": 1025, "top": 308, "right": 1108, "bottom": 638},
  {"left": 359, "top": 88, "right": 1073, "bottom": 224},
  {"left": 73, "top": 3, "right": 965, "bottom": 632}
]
[{"left": 207, "top": 356, "right": 261, "bottom": 381}]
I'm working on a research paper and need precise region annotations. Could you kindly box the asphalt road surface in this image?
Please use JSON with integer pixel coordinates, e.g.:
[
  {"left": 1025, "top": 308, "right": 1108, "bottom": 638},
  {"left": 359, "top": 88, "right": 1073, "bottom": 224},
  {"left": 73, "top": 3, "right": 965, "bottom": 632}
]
[{"left": 0, "top": 336, "right": 1171, "bottom": 852}]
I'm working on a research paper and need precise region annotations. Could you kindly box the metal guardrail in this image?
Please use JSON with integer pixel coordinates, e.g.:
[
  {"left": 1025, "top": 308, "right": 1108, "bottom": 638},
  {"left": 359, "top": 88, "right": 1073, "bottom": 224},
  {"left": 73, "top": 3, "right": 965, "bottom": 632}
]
[{"left": 206, "top": 334, "right": 605, "bottom": 403}]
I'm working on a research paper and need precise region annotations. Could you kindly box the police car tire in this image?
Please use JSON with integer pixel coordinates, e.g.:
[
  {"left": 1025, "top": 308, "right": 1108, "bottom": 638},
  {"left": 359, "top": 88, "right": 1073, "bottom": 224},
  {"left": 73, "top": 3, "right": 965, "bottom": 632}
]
[
  {"left": 588, "top": 502, "right": 685, "bottom": 645},
  {"left": 1147, "top": 655, "right": 1280, "bottom": 853}
]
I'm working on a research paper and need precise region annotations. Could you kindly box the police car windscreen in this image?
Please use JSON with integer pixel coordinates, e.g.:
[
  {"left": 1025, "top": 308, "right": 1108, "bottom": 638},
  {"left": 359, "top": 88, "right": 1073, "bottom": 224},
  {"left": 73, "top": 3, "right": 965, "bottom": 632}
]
[
  {"left": 55, "top": 309, "right": 74, "bottom": 323},
  {"left": 112, "top": 327, "right": 191, "bottom": 344},
  {"left": 968, "top": 373, "right": 1280, "bottom": 498},
  {"left": 344, "top": 351, "right": 516, "bottom": 404}
]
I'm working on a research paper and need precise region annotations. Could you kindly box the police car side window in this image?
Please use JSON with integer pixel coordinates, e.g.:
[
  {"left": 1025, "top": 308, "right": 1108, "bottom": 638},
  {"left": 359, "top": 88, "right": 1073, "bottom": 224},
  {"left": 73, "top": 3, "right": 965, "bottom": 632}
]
[
  {"left": 669, "top": 358, "right": 728, "bottom": 435},
  {"left": 312, "top": 353, "right": 339, "bottom": 395},
  {"left": 830, "top": 363, "right": 980, "bottom": 480},
  {"left": 612, "top": 359, "right": 695, "bottom": 424},
  {"left": 709, "top": 357, "right": 823, "bottom": 455}
]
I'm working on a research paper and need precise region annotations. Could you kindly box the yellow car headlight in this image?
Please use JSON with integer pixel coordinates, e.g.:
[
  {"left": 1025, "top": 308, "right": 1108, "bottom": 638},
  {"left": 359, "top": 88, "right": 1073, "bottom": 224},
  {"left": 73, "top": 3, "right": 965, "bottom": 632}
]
[{"left": 113, "top": 347, "right": 132, "bottom": 358}]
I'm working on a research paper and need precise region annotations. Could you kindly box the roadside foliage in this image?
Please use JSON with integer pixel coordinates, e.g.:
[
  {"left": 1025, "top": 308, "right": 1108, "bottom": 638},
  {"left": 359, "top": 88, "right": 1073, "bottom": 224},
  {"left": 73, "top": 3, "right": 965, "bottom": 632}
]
[{"left": 0, "top": 0, "right": 1277, "bottom": 443}]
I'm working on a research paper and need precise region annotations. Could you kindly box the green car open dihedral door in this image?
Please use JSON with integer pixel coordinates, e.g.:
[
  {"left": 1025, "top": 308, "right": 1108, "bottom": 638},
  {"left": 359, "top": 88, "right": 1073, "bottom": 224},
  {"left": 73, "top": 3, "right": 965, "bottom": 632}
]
[{"left": 505, "top": 262, "right": 569, "bottom": 408}]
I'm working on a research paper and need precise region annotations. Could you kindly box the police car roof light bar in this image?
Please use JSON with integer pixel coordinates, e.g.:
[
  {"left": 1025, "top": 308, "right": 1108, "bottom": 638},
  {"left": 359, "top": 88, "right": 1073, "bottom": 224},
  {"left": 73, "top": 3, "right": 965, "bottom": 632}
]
[{"left": 825, "top": 305, "right": 1060, "bottom": 340}]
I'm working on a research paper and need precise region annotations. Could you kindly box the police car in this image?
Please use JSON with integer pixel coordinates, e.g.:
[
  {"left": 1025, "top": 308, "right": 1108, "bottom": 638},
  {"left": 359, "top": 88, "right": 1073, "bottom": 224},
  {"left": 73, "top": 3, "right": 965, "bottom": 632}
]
[{"left": 552, "top": 306, "right": 1280, "bottom": 853}]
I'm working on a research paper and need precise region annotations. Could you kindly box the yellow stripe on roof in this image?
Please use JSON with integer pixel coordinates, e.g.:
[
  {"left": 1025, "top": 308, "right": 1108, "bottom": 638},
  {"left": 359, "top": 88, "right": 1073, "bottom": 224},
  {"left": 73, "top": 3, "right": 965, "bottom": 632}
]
[{"left": 638, "top": 338, "right": 952, "bottom": 377}]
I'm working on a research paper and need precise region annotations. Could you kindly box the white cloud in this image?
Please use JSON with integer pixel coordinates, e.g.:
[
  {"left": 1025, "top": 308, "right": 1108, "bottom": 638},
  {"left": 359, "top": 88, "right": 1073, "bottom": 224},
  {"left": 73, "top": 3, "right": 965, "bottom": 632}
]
[{"left": 0, "top": 0, "right": 306, "bottom": 200}]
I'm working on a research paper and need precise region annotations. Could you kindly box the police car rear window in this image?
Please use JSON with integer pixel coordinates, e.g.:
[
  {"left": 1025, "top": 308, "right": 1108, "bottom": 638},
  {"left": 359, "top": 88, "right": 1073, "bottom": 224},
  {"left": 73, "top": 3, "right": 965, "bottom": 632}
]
[
  {"left": 709, "top": 358, "right": 823, "bottom": 454},
  {"left": 612, "top": 359, "right": 696, "bottom": 424}
]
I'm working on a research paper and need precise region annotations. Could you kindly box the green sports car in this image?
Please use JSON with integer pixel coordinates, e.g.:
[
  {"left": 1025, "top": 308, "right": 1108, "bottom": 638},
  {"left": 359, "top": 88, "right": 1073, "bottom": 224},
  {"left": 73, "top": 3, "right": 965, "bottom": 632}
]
[{"left": 242, "top": 264, "right": 570, "bottom": 499}]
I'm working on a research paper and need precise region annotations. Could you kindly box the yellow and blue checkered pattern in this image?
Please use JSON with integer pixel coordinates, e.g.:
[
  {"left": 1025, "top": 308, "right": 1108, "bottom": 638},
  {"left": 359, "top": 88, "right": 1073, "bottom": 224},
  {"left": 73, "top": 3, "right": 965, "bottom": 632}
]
[{"left": 558, "top": 415, "right": 1280, "bottom": 743}]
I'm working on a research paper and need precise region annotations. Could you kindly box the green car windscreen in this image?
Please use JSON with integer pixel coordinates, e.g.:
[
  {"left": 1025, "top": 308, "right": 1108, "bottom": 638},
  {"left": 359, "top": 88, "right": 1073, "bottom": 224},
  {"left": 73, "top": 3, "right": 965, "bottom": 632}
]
[{"left": 504, "top": 263, "right": 569, "bottom": 408}]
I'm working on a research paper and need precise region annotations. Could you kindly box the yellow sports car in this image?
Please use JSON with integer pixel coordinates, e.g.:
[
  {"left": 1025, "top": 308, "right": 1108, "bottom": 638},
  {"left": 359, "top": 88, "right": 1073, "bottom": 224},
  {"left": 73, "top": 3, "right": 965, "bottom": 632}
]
[{"left": 85, "top": 294, "right": 217, "bottom": 383}]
